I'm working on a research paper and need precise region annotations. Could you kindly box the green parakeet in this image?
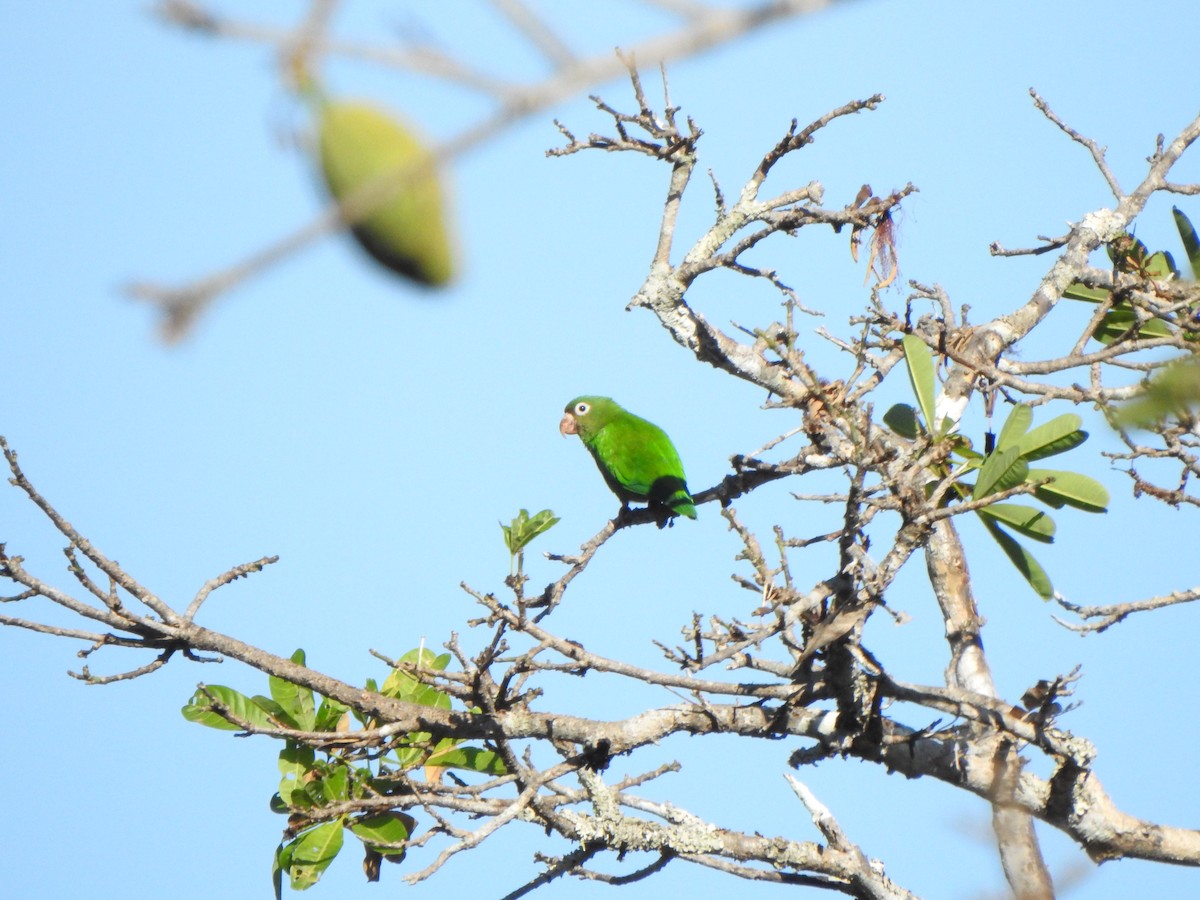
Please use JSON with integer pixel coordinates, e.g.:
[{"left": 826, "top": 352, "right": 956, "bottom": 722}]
[{"left": 560, "top": 396, "right": 697, "bottom": 523}]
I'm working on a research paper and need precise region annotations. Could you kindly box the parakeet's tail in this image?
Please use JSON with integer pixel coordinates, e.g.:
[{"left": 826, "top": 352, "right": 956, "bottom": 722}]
[
  {"left": 671, "top": 497, "right": 698, "bottom": 519},
  {"left": 651, "top": 475, "right": 697, "bottom": 520}
]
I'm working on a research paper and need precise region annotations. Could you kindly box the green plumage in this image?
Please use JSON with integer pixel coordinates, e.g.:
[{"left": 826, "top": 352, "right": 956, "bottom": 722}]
[{"left": 560, "top": 396, "right": 697, "bottom": 521}]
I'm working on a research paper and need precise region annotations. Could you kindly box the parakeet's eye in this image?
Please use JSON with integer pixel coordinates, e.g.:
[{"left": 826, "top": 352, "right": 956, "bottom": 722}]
[{"left": 575, "top": 402, "right": 589, "bottom": 415}]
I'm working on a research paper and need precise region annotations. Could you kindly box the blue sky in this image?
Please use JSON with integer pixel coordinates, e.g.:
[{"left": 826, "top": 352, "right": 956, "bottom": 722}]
[{"left": 3, "top": 1, "right": 1198, "bottom": 898}]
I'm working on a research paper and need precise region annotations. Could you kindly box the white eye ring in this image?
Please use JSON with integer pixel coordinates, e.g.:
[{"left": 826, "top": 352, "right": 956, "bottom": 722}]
[{"left": 575, "top": 403, "right": 589, "bottom": 414}]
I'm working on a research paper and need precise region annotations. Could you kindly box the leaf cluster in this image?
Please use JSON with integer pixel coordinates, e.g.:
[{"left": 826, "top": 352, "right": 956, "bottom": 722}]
[
  {"left": 181, "top": 647, "right": 505, "bottom": 894},
  {"left": 1063, "top": 207, "right": 1200, "bottom": 343},
  {"left": 886, "top": 336, "right": 1108, "bottom": 598},
  {"left": 501, "top": 508, "right": 559, "bottom": 578}
]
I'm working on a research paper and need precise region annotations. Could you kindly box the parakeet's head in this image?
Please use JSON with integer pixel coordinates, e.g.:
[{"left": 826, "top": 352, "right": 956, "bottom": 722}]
[{"left": 560, "top": 396, "right": 620, "bottom": 438}]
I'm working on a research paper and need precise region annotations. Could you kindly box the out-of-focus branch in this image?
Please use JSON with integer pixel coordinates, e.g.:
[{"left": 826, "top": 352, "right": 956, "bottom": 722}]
[
  {"left": 489, "top": 0, "right": 577, "bottom": 68},
  {"left": 138, "top": 0, "right": 851, "bottom": 340}
]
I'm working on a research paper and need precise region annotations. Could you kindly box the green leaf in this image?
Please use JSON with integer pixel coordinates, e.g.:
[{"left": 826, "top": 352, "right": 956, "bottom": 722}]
[
  {"left": 500, "top": 520, "right": 517, "bottom": 554},
  {"left": 949, "top": 434, "right": 982, "bottom": 460},
  {"left": 972, "top": 447, "right": 1028, "bottom": 500},
  {"left": 314, "top": 696, "right": 350, "bottom": 733},
  {"left": 286, "top": 820, "right": 344, "bottom": 890},
  {"left": 392, "top": 745, "right": 428, "bottom": 771},
  {"left": 1093, "top": 307, "right": 1174, "bottom": 344},
  {"left": 306, "top": 763, "right": 350, "bottom": 806},
  {"left": 424, "top": 745, "right": 508, "bottom": 775},
  {"left": 349, "top": 812, "right": 415, "bottom": 858},
  {"left": 273, "top": 842, "right": 291, "bottom": 900},
  {"left": 883, "top": 403, "right": 921, "bottom": 438},
  {"left": 1115, "top": 356, "right": 1200, "bottom": 426},
  {"left": 980, "top": 517, "right": 1054, "bottom": 600},
  {"left": 182, "top": 685, "right": 278, "bottom": 731},
  {"left": 524, "top": 508, "right": 560, "bottom": 541},
  {"left": 380, "top": 648, "right": 451, "bottom": 704},
  {"left": 977, "top": 503, "right": 1055, "bottom": 543},
  {"left": 1146, "top": 250, "right": 1178, "bottom": 280},
  {"left": 1173, "top": 206, "right": 1200, "bottom": 280},
  {"left": 1063, "top": 280, "right": 1110, "bottom": 302},
  {"left": 994, "top": 404, "right": 1033, "bottom": 452},
  {"left": 270, "top": 649, "right": 316, "bottom": 731},
  {"left": 502, "top": 508, "right": 561, "bottom": 555},
  {"left": 278, "top": 742, "right": 316, "bottom": 808},
  {"left": 1108, "top": 232, "right": 1149, "bottom": 271},
  {"left": 1014, "top": 414, "right": 1087, "bottom": 461},
  {"left": 250, "top": 695, "right": 287, "bottom": 723},
  {"left": 400, "top": 647, "right": 450, "bottom": 670},
  {"left": 1028, "top": 469, "right": 1109, "bottom": 512},
  {"left": 901, "top": 335, "right": 938, "bottom": 434}
]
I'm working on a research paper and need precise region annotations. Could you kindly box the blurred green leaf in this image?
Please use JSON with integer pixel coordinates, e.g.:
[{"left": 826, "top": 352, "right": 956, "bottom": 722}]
[
  {"left": 182, "top": 685, "right": 277, "bottom": 731},
  {"left": 977, "top": 503, "right": 1055, "bottom": 543},
  {"left": 901, "top": 335, "right": 938, "bottom": 434},
  {"left": 972, "top": 447, "right": 1027, "bottom": 500},
  {"left": 1173, "top": 206, "right": 1200, "bottom": 280},
  {"left": 883, "top": 403, "right": 921, "bottom": 438},
  {"left": 950, "top": 435, "right": 983, "bottom": 460},
  {"left": 278, "top": 742, "right": 316, "bottom": 808},
  {"left": 1105, "top": 234, "right": 1177, "bottom": 278},
  {"left": 403, "top": 647, "right": 450, "bottom": 669},
  {"left": 1029, "top": 469, "right": 1109, "bottom": 512},
  {"left": 981, "top": 517, "right": 1054, "bottom": 600},
  {"left": 251, "top": 694, "right": 287, "bottom": 722},
  {"left": 1146, "top": 250, "right": 1177, "bottom": 279},
  {"left": 1014, "top": 414, "right": 1086, "bottom": 461},
  {"left": 270, "top": 649, "right": 316, "bottom": 731},
  {"left": 375, "top": 648, "right": 457, "bottom": 768},
  {"left": 1073, "top": 232, "right": 1181, "bottom": 343},
  {"left": 1108, "top": 232, "right": 1150, "bottom": 271},
  {"left": 1093, "top": 307, "right": 1173, "bottom": 344},
  {"left": 1115, "top": 356, "right": 1200, "bottom": 427},
  {"left": 306, "top": 763, "right": 350, "bottom": 806},
  {"left": 273, "top": 842, "right": 291, "bottom": 900},
  {"left": 349, "top": 812, "right": 415, "bottom": 858},
  {"left": 392, "top": 745, "right": 427, "bottom": 770},
  {"left": 314, "top": 696, "right": 350, "bottom": 733},
  {"left": 285, "top": 820, "right": 344, "bottom": 891},
  {"left": 380, "top": 648, "right": 451, "bottom": 704},
  {"left": 424, "top": 745, "right": 508, "bottom": 776},
  {"left": 994, "top": 404, "right": 1033, "bottom": 452},
  {"left": 1063, "top": 281, "right": 1110, "bottom": 302},
  {"left": 502, "top": 508, "right": 560, "bottom": 556}
]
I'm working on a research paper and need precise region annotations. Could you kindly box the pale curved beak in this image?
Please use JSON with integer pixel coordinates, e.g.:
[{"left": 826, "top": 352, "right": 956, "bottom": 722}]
[{"left": 559, "top": 413, "right": 578, "bottom": 436}]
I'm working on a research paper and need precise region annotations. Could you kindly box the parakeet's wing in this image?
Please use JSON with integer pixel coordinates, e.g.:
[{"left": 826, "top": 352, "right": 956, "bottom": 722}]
[{"left": 588, "top": 413, "right": 687, "bottom": 498}]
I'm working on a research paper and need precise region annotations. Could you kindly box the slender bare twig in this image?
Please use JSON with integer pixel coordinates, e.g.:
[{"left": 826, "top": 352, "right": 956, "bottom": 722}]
[
  {"left": 1030, "top": 89, "right": 1124, "bottom": 199},
  {"left": 1054, "top": 587, "right": 1200, "bottom": 633},
  {"left": 184, "top": 556, "right": 279, "bottom": 620}
]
